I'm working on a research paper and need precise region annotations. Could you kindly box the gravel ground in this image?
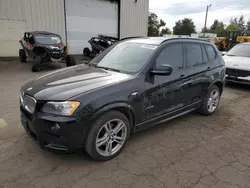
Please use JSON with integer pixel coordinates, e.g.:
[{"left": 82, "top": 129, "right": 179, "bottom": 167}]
[{"left": 0, "top": 60, "right": 250, "bottom": 188}]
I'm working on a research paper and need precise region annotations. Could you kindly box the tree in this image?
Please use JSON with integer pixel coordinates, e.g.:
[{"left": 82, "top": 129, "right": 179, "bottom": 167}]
[
  {"left": 210, "top": 19, "right": 219, "bottom": 31},
  {"left": 148, "top": 13, "right": 166, "bottom": 36},
  {"left": 173, "top": 18, "right": 196, "bottom": 36},
  {"left": 160, "top": 27, "right": 171, "bottom": 36},
  {"left": 226, "top": 24, "right": 240, "bottom": 32},
  {"left": 237, "top": 15, "right": 245, "bottom": 32},
  {"left": 230, "top": 17, "right": 238, "bottom": 25},
  {"left": 208, "top": 19, "right": 226, "bottom": 37},
  {"left": 247, "top": 20, "right": 250, "bottom": 34}
]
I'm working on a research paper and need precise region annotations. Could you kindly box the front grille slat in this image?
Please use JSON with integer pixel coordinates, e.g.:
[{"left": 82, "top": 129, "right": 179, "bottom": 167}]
[
  {"left": 226, "top": 68, "right": 250, "bottom": 77},
  {"left": 51, "top": 50, "right": 62, "bottom": 59}
]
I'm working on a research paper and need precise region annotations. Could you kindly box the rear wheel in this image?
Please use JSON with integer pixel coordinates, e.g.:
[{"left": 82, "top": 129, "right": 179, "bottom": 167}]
[
  {"left": 83, "top": 48, "right": 91, "bottom": 57},
  {"left": 84, "top": 111, "right": 130, "bottom": 161},
  {"left": 66, "top": 55, "right": 76, "bottom": 67},
  {"left": 19, "top": 49, "right": 27, "bottom": 63},
  {"left": 198, "top": 85, "right": 221, "bottom": 116}
]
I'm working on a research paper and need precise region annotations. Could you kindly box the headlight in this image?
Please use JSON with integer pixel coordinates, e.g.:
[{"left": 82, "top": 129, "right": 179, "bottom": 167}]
[{"left": 42, "top": 101, "right": 80, "bottom": 116}]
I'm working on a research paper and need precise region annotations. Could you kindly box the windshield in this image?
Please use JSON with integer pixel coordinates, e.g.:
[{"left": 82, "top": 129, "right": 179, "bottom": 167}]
[
  {"left": 35, "top": 35, "right": 62, "bottom": 45},
  {"left": 89, "top": 41, "right": 157, "bottom": 73},
  {"left": 227, "top": 44, "right": 250, "bottom": 57}
]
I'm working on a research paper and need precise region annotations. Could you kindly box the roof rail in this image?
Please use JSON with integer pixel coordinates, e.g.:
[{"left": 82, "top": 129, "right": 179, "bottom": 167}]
[
  {"left": 160, "top": 37, "right": 211, "bottom": 44},
  {"left": 120, "top": 36, "right": 146, "bottom": 41}
]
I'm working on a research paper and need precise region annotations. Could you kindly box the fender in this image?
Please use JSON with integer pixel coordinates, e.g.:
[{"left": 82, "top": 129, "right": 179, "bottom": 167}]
[
  {"left": 208, "top": 79, "right": 225, "bottom": 94},
  {"left": 84, "top": 102, "right": 137, "bottom": 130},
  {"left": 92, "top": 102, "right": 135, "bottom": 119}
]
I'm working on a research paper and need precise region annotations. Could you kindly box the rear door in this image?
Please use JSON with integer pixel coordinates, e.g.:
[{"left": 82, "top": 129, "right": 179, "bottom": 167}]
[{"left": 183, "top": 42, "right": 211, "bottom": 105}]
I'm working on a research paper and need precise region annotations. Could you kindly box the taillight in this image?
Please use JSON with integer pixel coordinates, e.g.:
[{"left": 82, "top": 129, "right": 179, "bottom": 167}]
[
  {"left": 59, "top": 43, "right": 64, "bottom": 49},
  {"left": 27, "top": 43, "right": 34, "bottom": 50}
]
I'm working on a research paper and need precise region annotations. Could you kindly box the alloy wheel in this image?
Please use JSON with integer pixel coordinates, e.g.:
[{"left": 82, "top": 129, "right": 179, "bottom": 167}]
[
  {"left": 207, "top": 89, "right": 220, "bottom": 113},
  {"left": 95, "top": 119, "right": 127, "bottom": 157}
]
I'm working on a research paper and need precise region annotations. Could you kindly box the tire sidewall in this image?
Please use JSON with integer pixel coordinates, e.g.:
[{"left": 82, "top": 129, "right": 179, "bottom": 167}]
[
  {"left": 83, "top": 48, "right": 90, "bottom": 57},
  {"left": 201, "top": 85, "right": 221, "bottom": 115},
  {"left": 85, "top": 111, "right": 130, "bottom": 161},
  {"left": 66, "top": 55, "right": 76, "bottom": 66},
  {"left": 19, "top": 49, "right": 27, "bottom": 62}
]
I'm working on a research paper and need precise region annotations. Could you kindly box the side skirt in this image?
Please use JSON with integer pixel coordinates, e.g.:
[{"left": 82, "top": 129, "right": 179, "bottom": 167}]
[{"left": 134, "top": 101, "right": 201, "bottom": 132}]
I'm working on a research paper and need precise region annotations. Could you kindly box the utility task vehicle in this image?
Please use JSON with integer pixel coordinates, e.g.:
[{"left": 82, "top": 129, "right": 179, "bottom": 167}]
[
  {"left": 83, "top": 35, "right": 119, "bottom": 58},
  {"left": 19, "top": 31, "right": 76, "bottom": 72}
]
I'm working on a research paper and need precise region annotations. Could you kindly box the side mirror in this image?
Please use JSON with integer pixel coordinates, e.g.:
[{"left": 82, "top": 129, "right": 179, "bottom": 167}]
[{"left": 151, "top": 64, "right": 173, "bottom": 76}]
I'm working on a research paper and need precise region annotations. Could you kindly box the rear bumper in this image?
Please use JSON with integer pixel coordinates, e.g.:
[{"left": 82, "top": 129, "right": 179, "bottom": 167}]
[{"left": 20, "top": 107, "right": 87, "bottom": 152}]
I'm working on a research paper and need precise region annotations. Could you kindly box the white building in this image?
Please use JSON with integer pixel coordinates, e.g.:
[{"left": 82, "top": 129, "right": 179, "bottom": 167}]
[{"left": 0, "top": 0, "right": 149, "bottom": 56}]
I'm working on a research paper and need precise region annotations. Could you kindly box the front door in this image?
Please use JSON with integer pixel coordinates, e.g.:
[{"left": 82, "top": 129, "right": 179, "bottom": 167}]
[{"left": 142, "top": 42, "right": 186, "bottom": 121}]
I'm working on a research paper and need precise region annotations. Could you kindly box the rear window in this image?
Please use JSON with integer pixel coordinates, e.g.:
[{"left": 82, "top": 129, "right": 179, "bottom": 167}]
[{"left": 205, "top": 45, "right": 216, "bottom": 60}]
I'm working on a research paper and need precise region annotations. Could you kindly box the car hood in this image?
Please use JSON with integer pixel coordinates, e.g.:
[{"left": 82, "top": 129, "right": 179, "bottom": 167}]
[
  {"left": 22, "top": 65, "right": 132, "bottom": 101},
  {"left": 223, "top": 55, "right": 250, "bottom": 70}
]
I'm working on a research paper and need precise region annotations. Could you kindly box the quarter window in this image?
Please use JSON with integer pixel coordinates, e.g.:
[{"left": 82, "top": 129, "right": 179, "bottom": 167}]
[
  {"left": 156, "top": 43, "right": 184, "bottom": 71},
  {"left": 205, "top": 45, "right": 216, "bottom": 60}
]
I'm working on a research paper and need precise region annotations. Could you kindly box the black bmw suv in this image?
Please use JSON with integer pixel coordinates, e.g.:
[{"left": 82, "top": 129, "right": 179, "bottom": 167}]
[{"left": 20, "top": 37, "right": 226, "bottom": 161}]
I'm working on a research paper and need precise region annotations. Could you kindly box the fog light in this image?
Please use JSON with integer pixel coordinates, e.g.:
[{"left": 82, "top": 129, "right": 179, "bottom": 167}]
[{"left": 51, "top": 123, "right": 60, "bottom": 132}]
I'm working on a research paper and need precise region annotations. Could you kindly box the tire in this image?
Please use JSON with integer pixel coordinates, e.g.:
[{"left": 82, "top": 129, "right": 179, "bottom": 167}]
[
  {"left": 83, "top": 48, "right": 91, "bottom": 57},
  {"left": 31, "top": 56, "right": 42, "bottom": 72},
  {"left": 19, "top": 49, "right": 27, "bottom": 63},
  {"left": 66, "top": 55, "right": 76, "bottom": 67},
  {"left": 84, "top": 110, "right": 130, "bottom": 161},
  {"left": 198, "top": 85, "right": 221, "bottom": 116}
]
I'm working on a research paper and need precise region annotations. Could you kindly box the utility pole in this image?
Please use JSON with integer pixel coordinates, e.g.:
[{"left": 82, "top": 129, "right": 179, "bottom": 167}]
[{"left": 203, "top": 4, "right": 212, "bottom": 37}]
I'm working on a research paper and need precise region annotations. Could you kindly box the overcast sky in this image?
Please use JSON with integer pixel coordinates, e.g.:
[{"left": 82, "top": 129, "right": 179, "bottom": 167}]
[{"left": 149, "top": 0, "right": 250, "bottom": 32}]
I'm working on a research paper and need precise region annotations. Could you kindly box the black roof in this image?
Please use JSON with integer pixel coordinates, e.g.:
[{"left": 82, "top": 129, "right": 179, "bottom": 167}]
[
  {"left": 123, "top": 37, "right": 211, "bottom": 45},
  {"left": 26, "top": 31, "right": 60, "bottom": 36}
]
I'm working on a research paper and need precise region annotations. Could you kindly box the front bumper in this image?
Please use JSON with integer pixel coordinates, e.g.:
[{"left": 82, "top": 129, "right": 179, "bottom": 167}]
[
  {"left": 226, "top": 68, "right": 250, "bottom": 85},
  {"left": 20, "top": 107, "right": 87, "bottom": 152},
  {"left": 226, "top": 76, "right": 250, "bottom": 85}
]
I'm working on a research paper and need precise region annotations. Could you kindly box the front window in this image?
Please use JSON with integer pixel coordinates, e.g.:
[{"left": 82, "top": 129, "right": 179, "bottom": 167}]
[
  {"left": 227, "top": 44, "right": 250, "bottom": 58},
  {"left": 35, "top": 35, "right": 62, "bottom": 45},
  {"left": 90, "top": 41, "right": 158, "bottom": 73}
]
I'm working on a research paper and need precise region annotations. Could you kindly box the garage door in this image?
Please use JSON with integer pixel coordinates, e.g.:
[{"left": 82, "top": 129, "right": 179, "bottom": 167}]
[{"left": 65, "top": 0, "right": 118, "bottom": 55}]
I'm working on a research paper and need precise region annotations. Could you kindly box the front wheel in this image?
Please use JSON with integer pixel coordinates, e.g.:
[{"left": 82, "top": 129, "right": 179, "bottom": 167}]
[
  {"left": 31, "top": 56, "right": 42, "bottom": 72},
  {"left": 198, "top": 85, "right": 221, "bottom": 116},
  {"left": 83, "top": 48, "right": 91, "bottom": 57},
  {"left": 84, "top": 111, "right": 130, "bottom": 161},
  {"left": 66, "top": 55, "right": 76, "bottom": 67}
]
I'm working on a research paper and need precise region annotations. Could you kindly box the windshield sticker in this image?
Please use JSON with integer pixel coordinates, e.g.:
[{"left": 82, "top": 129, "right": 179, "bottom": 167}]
[{"left": 141, "top": 44, "right": 157, "bottom": 50}]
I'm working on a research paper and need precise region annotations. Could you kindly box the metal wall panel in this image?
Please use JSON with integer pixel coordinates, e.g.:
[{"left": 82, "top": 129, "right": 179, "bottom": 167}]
[
  {"left": 120, "top": 0, "right": 149, "bottom": 39},
  {"left": 65, "top": 0, "right": 118, "bottom": 54},
  {"left": 0, "top": 0, "right": 65, "bottom": 57}
]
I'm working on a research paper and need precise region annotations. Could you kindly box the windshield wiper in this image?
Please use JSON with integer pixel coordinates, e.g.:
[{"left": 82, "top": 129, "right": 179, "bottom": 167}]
[{"left": 96, "top": 66, "right": 120, "bottom": 72}]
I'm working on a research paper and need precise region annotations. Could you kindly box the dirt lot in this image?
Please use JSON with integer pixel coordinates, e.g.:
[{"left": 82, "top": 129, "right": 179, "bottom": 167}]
[{"left": 1, "top": 60, "right": 250, "bottom": 188}]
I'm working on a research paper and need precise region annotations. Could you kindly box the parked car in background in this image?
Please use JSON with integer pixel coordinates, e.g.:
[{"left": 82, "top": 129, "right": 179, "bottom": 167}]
[
  {"left": 19, "top": 31, "right": 76, "bottom": 72},
  {"left": 20, "top": 37, "right": 225, "bottom": 161},
  {"left": 223, "top": 43, "right": 250, "bottom": 85}
]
